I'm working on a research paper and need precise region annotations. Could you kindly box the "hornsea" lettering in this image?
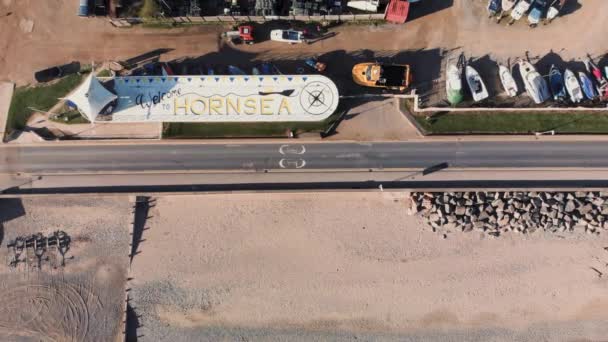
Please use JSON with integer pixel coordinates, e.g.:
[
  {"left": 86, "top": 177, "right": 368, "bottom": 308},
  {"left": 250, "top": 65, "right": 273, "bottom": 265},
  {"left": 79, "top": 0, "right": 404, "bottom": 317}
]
[{"left": 173, "top": 96, "right": 293, "bottom": 116}]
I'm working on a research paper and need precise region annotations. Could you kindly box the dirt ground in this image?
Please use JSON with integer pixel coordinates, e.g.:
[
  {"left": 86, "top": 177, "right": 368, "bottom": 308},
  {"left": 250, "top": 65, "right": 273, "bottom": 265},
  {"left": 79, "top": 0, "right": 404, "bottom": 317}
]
[
  {"left": 1, "top": 0, "right": 606, "bottom": 88},
  {"left": 128, "top": 192, "right": 608, "bottom": 341},
  {"left": 0, "top": 196, "right": 130, "bottom": 342}
]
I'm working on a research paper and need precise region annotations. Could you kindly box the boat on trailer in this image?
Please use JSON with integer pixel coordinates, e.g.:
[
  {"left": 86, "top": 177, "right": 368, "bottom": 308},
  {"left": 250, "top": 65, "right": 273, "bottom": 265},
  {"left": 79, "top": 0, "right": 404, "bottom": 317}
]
[
  {"left": 465, "top": 65, "right": 489, "bottom": 102},
  {"left": 498, "top": 64, "right": 518, "bottom": 97},
  {"left": 546, "top": 0, "right": 566, "bottom": 23},
  {"left": 578, "top": 72, "right": 597, "bottom": 100},
  {"left": 519, "top": 60, "right": 550, "bottom": 104},
  {"left": 564, "top": 69, "right": 583, "bottom": 103},
  {"left": 446, "top": 62, "right": 464, "bottom": 105},
  {"left": 584, "top": 56, "right": 608, "bottom": 97},
  {"left": 488, "top": 0, "right": 502, "bottom": 17},
  {"left": 528, "top": 0, "right": 547, "bottom": 27},
  {"left": 503, "top": 0, "right": 519, "bottom": 11},
  {"left": 548, "top": 65, "right": 566, "bottom": 101},
  {"left": 509, "top": 0, "right": 534, "bottom": 25}
]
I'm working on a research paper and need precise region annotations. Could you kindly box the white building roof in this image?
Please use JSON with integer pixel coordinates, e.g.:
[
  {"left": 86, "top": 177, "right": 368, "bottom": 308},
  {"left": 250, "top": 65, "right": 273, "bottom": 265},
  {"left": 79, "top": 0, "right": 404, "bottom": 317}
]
[{"left": 67, "top": 73, "right": 117, "bottom": 122}]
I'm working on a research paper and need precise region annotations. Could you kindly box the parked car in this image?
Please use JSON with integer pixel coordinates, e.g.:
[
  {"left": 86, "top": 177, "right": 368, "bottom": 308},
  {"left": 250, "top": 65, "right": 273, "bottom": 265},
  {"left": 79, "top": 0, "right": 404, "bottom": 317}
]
[
  {"left": 352, "top": 62, "right": 412, "bottom": 92},
  {"left": 270, "top": 30, "right": 307, "bottom": 44},
  {"left": 34, "top": 61, "right": 80, "bottom": 83}
]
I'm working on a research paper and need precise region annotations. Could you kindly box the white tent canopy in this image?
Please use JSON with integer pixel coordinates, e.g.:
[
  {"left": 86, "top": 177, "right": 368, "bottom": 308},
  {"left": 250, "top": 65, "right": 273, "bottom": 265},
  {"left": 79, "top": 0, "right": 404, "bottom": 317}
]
[{"left": 66, "top": 74, "right": 117, "bottom": 122}]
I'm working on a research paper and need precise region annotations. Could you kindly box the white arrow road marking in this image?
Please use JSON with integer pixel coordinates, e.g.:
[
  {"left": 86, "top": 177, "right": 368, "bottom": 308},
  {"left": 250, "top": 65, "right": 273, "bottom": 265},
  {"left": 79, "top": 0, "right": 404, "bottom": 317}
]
[
  {"left": 279, "top": 158, "right": 306, "bottom": 169},
  {"left": 279, "top": 145, "right": 306, "bottom": 155}
]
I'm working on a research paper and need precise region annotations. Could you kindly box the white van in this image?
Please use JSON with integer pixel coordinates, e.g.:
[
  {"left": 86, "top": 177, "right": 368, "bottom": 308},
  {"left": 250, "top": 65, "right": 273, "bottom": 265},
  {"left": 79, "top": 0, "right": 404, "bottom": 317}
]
[{"left": 270, "top": 30, "right": 306, "bottom": 44}]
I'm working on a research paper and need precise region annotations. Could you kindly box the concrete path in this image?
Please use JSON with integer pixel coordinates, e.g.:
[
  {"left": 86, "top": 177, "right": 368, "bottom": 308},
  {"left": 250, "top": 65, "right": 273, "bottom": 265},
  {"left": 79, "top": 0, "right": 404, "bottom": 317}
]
[
  {"left": 327, "top": 98, "right": 423, "bottom": 141},
  {"left": 0, "top": 82, "right": 14, "bottom": 142}
]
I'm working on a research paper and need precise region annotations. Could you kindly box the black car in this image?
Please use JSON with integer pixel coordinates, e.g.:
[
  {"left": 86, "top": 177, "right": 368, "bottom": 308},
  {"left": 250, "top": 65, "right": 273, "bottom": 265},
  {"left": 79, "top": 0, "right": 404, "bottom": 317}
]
[{"left": 34, "top": 61, "right": 81, "bottom": 83}]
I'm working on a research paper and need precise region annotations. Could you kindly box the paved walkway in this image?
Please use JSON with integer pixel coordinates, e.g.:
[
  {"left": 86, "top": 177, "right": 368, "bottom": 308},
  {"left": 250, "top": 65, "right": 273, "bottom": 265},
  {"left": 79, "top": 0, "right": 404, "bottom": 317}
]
[
  {"left": 26, "top": 113, "right": 162, "bottom": 140},
  {"left": 326, "top": 98, "right": 422, "bottom": 141},
  {"left": 0, "top": 82, "right": 14, "bottom": 142}
]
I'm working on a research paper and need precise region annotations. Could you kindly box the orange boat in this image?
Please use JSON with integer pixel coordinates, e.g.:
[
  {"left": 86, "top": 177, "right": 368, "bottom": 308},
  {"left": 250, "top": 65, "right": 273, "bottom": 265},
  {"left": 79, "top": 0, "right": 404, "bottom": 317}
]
[{"left": 352, "top": 63, "right": 412, "bottom": 92}]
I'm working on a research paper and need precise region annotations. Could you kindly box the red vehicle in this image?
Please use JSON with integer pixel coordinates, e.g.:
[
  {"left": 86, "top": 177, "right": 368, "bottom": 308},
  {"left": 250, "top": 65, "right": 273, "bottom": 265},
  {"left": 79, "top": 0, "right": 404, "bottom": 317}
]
[
  {"left": 385, "top": 0, "right": 410, "bottom": 24},
  {"left": 238, "top": 25, "right": 254, "bottom": 45}
]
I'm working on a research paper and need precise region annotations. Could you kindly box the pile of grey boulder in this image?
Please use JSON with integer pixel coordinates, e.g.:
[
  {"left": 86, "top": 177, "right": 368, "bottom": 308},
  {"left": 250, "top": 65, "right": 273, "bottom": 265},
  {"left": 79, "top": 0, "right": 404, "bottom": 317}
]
[{"left": 410, "top": 191, "right": 608, "bottom": 236}]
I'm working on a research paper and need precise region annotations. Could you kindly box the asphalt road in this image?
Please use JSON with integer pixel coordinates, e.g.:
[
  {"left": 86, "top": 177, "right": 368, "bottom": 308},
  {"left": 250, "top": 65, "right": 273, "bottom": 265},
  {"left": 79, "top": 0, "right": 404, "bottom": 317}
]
[{"left": 1, "top": 141, "right": 608, "bottom": 174}]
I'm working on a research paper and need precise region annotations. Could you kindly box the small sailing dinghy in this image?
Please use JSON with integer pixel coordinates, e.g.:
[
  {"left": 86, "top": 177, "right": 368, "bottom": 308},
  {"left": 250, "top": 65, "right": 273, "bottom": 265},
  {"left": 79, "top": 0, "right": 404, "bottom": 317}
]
[
  {"left": 465, "top": 65, "right": 489, "bottom": 102},
  {"left": 564, "top": 69, "right": 583, "bottom": 103},
  {"left": 498, "top": 64, "right": 518, "bottom": 97}
]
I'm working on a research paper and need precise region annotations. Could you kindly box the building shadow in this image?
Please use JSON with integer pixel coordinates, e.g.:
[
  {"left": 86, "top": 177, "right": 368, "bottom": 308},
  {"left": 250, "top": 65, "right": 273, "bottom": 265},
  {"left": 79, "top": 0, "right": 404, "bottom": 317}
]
[
  {"left": 406, "top": 0, "right": 454, "bottom": 23},
  {"left": 123, "top": 48, "right": 174, "bottom": 69},
  {"left": 0, "top": 198, "right": 26, "bottom": 245}
]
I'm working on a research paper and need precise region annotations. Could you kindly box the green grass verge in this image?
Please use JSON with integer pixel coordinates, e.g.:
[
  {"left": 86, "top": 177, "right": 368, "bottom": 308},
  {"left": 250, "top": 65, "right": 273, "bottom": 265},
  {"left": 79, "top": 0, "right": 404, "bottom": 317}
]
[
  {"left": 163, "top": 117, "right": 337, "bottom": 139},
  {"left": 49, "top": 109, "right": 90, "bottom": 125},
  {"left": 414, "top": 111, "right": 608, "bottom": 134},
  {"left": 97, "top": 69, "right": 112, "bottom": 77},
  {"left": 139, "top": 0, "right": 159, "bottom": 18},
  {"left": 7, "top": 74, "right": 85, "bottom": 132}
]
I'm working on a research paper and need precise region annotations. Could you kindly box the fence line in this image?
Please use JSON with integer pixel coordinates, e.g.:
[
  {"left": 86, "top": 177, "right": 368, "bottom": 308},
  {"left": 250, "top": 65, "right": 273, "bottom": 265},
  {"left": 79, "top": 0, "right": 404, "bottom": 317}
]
[
  {"left": 393, "top": 94, "right": 608, "bottom": 113},
  {"left": 111, "top": 13, "right": 386, "bottom": 26}
]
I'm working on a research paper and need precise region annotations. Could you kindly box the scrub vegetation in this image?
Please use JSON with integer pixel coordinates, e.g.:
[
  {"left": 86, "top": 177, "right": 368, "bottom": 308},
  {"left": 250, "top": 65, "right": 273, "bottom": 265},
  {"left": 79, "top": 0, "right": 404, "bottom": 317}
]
[{"left": 7, "top": 74, "right": 85, "bottom": 132}]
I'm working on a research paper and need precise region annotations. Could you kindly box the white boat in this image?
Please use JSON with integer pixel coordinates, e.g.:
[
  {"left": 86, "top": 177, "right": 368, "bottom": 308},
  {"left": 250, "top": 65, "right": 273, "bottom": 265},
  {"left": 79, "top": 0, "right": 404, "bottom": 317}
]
[
  {"left": 347, "top": 0, "right": 385, "bottom": 12},
  {"left": 446, "top": 63, "right": 463, "bottom": 105},
  {"left": 498, "top": 64, "right": 518, "bottom": 97},
  {"left": 518, "top": 60, "right": 550, "bottom": 104},
  {"left": 546, "top": 0, "right": 565, "bottom": 22},
  {"left": 465, "top": 65, "right": 489, "bottom": 102},
  {"left": 503, "top": 0, "right": 519, "bottom": 11},
  {"left": 564, "top": 69, "right": 583, "bottom": 103},
  {"left": 270, "top": 30, "right": 306, "bottom": 44},
  {"left": 510, "top": 0, "right": 533, "bottom": 22}
]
